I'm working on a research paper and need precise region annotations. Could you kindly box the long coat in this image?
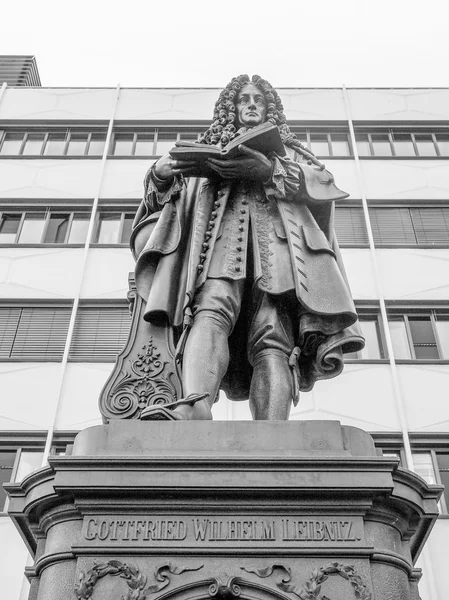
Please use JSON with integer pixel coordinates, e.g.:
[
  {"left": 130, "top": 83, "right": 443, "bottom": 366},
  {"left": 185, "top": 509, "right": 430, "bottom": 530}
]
[{"left": 131, "top": 154, "right": 364, "bottom": 399}]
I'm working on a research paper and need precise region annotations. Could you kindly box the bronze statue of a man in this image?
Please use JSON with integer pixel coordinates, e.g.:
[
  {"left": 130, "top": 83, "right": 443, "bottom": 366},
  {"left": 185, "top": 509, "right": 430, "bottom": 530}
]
[{"left": 131, "top": 74, "right": 364, "bottom": 421}]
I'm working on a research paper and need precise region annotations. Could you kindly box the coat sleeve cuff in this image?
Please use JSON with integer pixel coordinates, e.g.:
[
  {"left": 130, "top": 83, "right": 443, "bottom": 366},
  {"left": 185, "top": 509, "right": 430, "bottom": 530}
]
[
  {"left": 263, "top": 153, "right": 302, "bottom": 200},
  {"left": 144, "top": 165, "right": 184, "bottom": 208}
]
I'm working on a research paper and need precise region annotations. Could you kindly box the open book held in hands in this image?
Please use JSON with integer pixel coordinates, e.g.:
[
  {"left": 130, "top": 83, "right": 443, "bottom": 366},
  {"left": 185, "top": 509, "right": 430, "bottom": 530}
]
[{"left": 169, "top": 122, "right": 286, "bottom": 163}]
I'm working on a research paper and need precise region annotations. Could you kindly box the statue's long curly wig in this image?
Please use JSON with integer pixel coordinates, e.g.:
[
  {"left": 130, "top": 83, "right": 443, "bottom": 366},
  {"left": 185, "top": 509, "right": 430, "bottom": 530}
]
[{"left": 198, "top": 74, "right": 312, "bottom": 156}]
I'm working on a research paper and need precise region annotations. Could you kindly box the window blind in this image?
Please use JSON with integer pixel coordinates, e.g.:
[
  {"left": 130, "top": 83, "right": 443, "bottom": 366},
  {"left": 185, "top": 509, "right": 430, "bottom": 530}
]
[
  {"left": 69, "top": 307, "right": 131, "bottom": 360},
  {"left": 334, "top": 207, "right": 369, "bottom": 245},
  {"left": 0, "top": 307, "right": 71, "bottom": 360}
]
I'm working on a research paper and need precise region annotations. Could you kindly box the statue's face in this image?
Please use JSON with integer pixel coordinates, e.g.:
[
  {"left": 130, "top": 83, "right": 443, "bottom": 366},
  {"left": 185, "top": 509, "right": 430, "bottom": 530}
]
[{"left": 235, "top": 83, "right": 267, "bottom": 128}]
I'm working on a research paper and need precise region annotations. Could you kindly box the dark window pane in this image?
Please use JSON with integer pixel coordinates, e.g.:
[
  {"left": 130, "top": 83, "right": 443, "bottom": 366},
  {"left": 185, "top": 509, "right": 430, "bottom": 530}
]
[
  {"left": 66, "top": 133, "right": 88, "bottom": 156},
  {"left": 355, "top": 133, "right": 371, "bottom": 156},
  {"left": 310, "top": 134, "right": 330, "bottom": 156},
  {"left": 134, "top": 133, "right": 154, "bottom": 156},
  {"left": 44, "top": 133, "right": 67, "bottom": 155},
  {"left": 44, "top": 214, "right": 69, "bottom": 243},
  {"left": 436, "top": 133, "right": 449, "bottom": 156},
  {"left": 371, "top": 134, "right": 392, "bottom": 156},
  {"left": 0, "top": 215, "right": 21, "bottom": 242},
  {"left": 111, "top": 133, "right": 134, "bottom": 155},
  {"left": 23, "top": 134, "right": 45, "bottom": 155},
  {"left": 408, "top": 318, "right": 439, "bottom": 359},
  {"left": 436, "top": 453, "right": 449, "bottom": 470},
  {"left": 88, "top": 134, "right": 106, "bottom": 156},
  {"left": 392, "top": 133, "right": 416, "bottom": 156},
  {"left": 330, "top": 133, "right": 350, "bottom": 156},
  {"left": 156, "top": 132, "right": 177, "bottom": 155},
  {"left": 97, "top": 215, "right": 120, "bottom": 243},
  {"left": 0, "top": 451, "right": 16, "bottom": 510},
  {"left": 17, "top": 213, "right": 46, "bottom": 243},
  {"left": 178, "top": 132, "right": 200, "bottom": 142},
  {"left": 0, "top": 132, "right": 24, "bottom": 154},
  {"left": 68, "top": 216, "right": 90, "bottom": 244},
  {"left": 121, "top": 215, "right": 134, "bottom": 244},
  {"left": 414, "top": 134, "right": 437, "bottom": 156}
]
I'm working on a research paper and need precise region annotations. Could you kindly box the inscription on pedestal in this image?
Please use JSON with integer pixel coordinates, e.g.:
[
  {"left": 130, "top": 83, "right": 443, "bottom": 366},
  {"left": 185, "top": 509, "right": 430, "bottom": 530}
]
[{"left": 80, "top": 515, "right": 364, "bottom": 548}]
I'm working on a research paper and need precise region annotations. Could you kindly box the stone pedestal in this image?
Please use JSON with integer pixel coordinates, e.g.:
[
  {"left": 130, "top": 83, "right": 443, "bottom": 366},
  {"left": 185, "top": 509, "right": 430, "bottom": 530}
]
[{"left": 6, "top": 421, "right": 442, "bottom": 600}]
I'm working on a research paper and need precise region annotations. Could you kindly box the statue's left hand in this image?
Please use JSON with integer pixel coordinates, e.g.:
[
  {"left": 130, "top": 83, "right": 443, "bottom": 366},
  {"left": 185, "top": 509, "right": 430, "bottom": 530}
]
[{"left": 207, "top": 145, "right": 272, "bottom": 182}]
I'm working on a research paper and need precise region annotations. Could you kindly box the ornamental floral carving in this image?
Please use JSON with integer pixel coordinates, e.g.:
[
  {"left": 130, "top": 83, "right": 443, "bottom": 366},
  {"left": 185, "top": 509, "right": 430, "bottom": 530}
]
[
  {"left": 241, "top": 562, "right": 371, "bottom": 600},
  {"left": 75, "top": 561, "right": 204, "bottom": 600},
  {"left": 106, "top": 338, "right": 179, "bottom": 420}
]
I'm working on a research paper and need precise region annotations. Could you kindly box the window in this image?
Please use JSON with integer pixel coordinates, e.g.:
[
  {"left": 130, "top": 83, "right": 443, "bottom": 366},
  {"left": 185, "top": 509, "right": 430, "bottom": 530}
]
[
  {"left": 345, "top": 307, "right": 449, "bottom": 361},
  {"left": 355, "top": 128, "right": 449, "bottom": 157},
  {"left": 345, "top": 316, "right": 384, "bottom": 360},
  {"left": 95, "top": 212, "right": 134, "bottom": 244},
  {"left": 0, "top": 211, "right": 90, "bottom": 244},
  {"left": 387, "top": 310, "right": 449, "bottom": 360},
  {"left": 0, "top": 132, "right": 25, "bottom": 154},
  {"left": 291, "top": 129, "right": 352, "bottom": 158},
  {"left": 0, "top": 307, "right": 71, "bottom": 360},
  {"left": 334, "top": 206, "right": 369, "bottom": 245},
  {"left": 412, "top": 451, "right": 449, "bottom": 514},
  {"left": 69, "top": 306, "right": 131, "bottom": 361},
  {"left": 109, "top": 129, "right": 202, "bottom": 156},
  {"left": 0, "top": 129, "right": 107, "bottom": 156},
  {"left": 0, "top": 447, "right": 44, "bottom": 512},
  {"left": 369, "top": 206, "right": 449, "bottom": 247}
]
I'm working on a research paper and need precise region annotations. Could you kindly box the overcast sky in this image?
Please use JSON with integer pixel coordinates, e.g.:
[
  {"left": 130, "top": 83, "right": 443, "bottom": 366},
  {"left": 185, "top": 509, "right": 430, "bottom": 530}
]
[{"left": 2, "top": 0, "right": 448, "bottom": 88}]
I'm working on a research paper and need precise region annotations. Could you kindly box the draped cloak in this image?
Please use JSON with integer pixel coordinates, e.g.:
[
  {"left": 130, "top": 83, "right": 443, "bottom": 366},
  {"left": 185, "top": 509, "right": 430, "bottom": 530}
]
[{"left": 131, "top": 152, "right": 365, "bottom": 401}]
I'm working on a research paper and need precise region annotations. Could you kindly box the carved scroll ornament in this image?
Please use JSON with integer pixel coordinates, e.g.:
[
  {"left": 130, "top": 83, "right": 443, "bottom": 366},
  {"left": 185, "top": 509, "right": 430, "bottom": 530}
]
[
  {"left": 75, "top": 561, "right": 203, "bottom": 600},
  {"left": 241, "top": 562, "right": 371, "bottom": 600},
  {"left": 105, "top": 338, "right": 179, "bottom": 420}
]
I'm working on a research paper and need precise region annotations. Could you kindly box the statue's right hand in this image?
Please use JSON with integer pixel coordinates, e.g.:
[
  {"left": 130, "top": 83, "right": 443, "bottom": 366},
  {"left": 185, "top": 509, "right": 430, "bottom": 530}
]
[{"left": 153, "top": 153, "right": 198, "bottom": 180}]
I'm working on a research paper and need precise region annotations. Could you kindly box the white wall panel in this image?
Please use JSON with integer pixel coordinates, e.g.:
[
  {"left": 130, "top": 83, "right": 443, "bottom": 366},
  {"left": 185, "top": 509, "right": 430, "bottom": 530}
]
[
  {"left": 0, "top": 518, "right": 29, "bottom": 600},
  {"left": 398, "top": 365, "right": 449, "bottom": 432},
  {"left": 115, "top": 88, "right": 219, "bottom": 121},
  {"left": 0, "top": 88, "right": 115, "bottom": 121},
  {"left": 81, "top": 249, "right": 135, "bottom": 298},
  {"left": 291, "top": 364, "right": 400, "bottom": 430},
  {"left": 340, "top": 249, "right": 378, "bottom": 299},
  {"left": 0, "top": 248, "right": 84, "bottom": 298},
  {"left": 416, "top": 520, "right": 449, "bottom": 600},
  {"left": 326, "top": 160, "right": 360, "bottom": 199},
  {"left": 56, "top": 364, "right": 110, "bottom": 429},
  {"left": 277, "top": 89, "right": 346, "bottom": 121},
  {"left": 100, "top": 159, "right": 151, "bottom": 199},
  {"left": 376, "top": 249, "right": 449, "bottom": 300},
  {"left": 115, "top": 88, "right": 347, "bottom": 122},
  {"left": 348, "top": 88, "right": 449, "bottom": 121},
  {"left": 0, "top": 363, "right": 60, "bottom": 430},
  {"left": 360, "top": 160, "right": 449, "bottom": 200},
  {"left": 0, "top": 160, "right": 101, "bottom": 199}
]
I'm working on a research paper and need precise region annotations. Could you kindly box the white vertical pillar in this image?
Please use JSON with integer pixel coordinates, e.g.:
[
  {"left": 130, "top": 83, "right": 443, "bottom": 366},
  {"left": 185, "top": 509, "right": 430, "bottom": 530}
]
[
  {"left": 342, "top": 85, "right": 414, "bottom": 469},
  {"left": 342, "top": 82, "right": 440, "bottom": 600},
  {"left": 41, "top": 83, "right": 121, "bottom": 464}
]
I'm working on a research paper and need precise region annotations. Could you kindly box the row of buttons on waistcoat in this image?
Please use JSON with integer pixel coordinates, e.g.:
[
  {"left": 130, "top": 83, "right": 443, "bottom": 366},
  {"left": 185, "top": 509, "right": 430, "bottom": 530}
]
[
  {"left": 197, "top": 190, "right": 224, "bottom": 274},
  {"left": 234, "top": 198, "right": 248, "bottom": 272}
]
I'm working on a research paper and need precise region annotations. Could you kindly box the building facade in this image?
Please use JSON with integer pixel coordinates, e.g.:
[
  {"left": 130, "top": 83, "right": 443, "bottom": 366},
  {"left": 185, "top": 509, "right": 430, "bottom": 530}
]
[{"left": 0, "top": 83, "right": 448, "bottom": 599}]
